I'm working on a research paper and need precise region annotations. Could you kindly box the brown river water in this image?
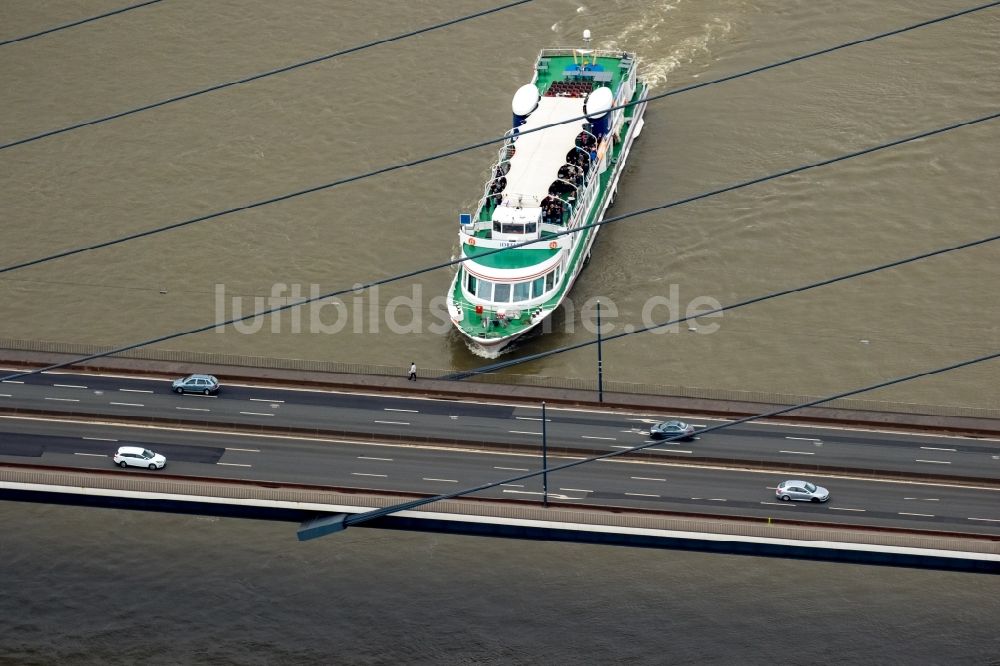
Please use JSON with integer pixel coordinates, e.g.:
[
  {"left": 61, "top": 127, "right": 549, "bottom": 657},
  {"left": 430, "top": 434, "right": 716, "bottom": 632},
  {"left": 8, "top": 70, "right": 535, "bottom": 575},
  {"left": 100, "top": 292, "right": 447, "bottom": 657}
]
[{"left": 1, "top": 2, "right": 998, "bottom": 663}]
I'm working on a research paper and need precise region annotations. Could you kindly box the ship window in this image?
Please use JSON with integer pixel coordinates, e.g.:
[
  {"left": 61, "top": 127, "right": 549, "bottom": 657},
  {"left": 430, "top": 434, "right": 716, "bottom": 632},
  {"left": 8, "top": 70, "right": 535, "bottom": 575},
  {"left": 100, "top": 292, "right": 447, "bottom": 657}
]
[
  {"left": 494, "top": 282, "right": 511, "bottom": 302},
  {"left": 532, "top": 277, "right": 545, "bottom": 298},
  {"left": 493, "top": 221, "right": 502, "bottom": 232},
  {"left": 478, "top": 280, "right": 493, "bottom": 301},
  {"left": 525, "top": 222, "right": 537, "bottom": 233},
  {"left": 466, "top": 272, "right": 477, "bottom": 294},
  {"left": 545, "top": 271, "right": 554, "bottom": 291},
  {"left": 514, "top": 282, "right": 530, "bottom": 301},
  {"left": 501, "top": 223, "right": 524, "bottom": 234}
]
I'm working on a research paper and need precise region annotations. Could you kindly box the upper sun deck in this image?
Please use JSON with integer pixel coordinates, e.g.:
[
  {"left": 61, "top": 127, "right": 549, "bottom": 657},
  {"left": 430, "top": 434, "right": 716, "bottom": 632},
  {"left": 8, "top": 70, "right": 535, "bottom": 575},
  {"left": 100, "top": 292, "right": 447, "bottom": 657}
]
[{"left": 532, "top": 50, "right": 636, "bottom": 97}]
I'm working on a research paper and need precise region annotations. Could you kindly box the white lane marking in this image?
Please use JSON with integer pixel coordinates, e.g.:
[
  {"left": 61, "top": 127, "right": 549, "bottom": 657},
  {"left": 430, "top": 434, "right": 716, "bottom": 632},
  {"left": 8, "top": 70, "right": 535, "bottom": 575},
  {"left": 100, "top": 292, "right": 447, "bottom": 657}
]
[
  {"left": 829, "top": 507, "right": 866, "bottom": 512},
  {"left": 352, "top": 472, "right": 387, "bottom": 477},
  {"left": 779, "top": 450, "right": 815, "bottom": 455},
  {"left": 920, "top": 446, "right": 956, "bottom": 452},
  {"left": 176, "top": 407, "right": 210, "bottom": 412},
  {"left": 500, "top": 483, "right": 524, "bottom": 488},
  {"left": 239, "top": 411, "right": 274, "bottom": 417},
  {"left": 915, "top": 459, "right": 951, "bottom": 464},
  {"left": 625, "top": 492, "right": 660, "bottom": 498},
  {"left": 54, "top": 384, "right": 87, "bottom": 389},
  {"left": 384, "top": 407, "right": 417, "bottom": 413},
  {"left": 119, "top": 388, "right": 153, "bottom": 394},
  {"left": 582, "top": 435, "right": 617, "bottom": 441},
  {"left": 45, "top": 397, "right": 80, "bottom": 402},
  {"left": 495, "top": 466, "right": 530, "bottom": 471},
  {"left": 560, "top": 488, "right": 593, "bottom": 493},
  {"left": 509, "top": 430, "right": 542, "bottom": 435},
  {"left": 424, "top": 478, "right": 458, "bottom": 483},
  {"left": 74, "top": 452, "right": 107, "bottom": 457},
  {"left": 899, "top": 512, "right": 935, "bottom": 517},
  {"left": 760, "top": 501, "right": 794, "bottom": 506},
  {"left": 785, "top": 437, "right": 821, "bottom": 442},
  {"left": 968, "top": 517, "right": 1000, "bottom": 523},
  {"left": 217, "top": 462, "right": 252, "bottom": 467},
  {"left": 706, "top": 498, "right": 727, "bottom": 502},
  {"left": 83, "top": 436, "right": 118, "bottom": 442},
  {"left": 904, "top": 497, "right": 939, "bottom": 501},
  {"left": 0, "top": 394, "right": 10, "bottom": 397},
  {"left": 109, "top": 402, "right": 144, "bottom": 407},
  {"left": 515, "top": 416, "right": 550, "bottom": 421},
  {"left": 225, "top": 447, "right": 260, "bottom": 452},
  {"left": 358, "top": 456, "right": 393, "bottom": 461},
  {"left": 249, "top": 398, "right": 284, "bottom": 403},
  {"left": 612, "top": 445, "right": 633, "bottom": 449},
  {"left": 1, "top": 380, "right": 24, "bottom": 384},
  {"left": 631, "top": 476, "right": 666, "bottom": 482},
  {"left": 649, "top": 448, "right": 692, "bottom": 453},
  {"left": 374, "top": 420, "right": 409, "bottom": 425}
]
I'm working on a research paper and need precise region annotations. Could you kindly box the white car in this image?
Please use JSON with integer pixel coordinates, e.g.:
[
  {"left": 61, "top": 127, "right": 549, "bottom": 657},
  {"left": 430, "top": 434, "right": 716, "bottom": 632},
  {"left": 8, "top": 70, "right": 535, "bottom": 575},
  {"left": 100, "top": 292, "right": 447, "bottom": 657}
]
[{"left": 113, "top": 445, "right": 166, "bottom": 470}]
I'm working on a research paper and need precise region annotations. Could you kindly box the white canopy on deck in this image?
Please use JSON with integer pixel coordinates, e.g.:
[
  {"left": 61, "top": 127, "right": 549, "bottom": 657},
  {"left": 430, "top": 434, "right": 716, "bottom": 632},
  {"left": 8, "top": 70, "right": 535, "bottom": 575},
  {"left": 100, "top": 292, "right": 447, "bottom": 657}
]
[{"left": 502, "top": 96, "right": 586, "bottom": 207}]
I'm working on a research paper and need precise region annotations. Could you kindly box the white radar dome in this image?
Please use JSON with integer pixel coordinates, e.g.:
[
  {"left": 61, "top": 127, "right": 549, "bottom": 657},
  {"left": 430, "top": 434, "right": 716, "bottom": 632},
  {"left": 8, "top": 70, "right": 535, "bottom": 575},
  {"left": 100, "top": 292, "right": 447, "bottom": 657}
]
[
  {"left": 512, "top": 83, "right": 541, "bottom": 117},
  {"left": 583, "top": 86, "right": 614, "bottom": 119}
]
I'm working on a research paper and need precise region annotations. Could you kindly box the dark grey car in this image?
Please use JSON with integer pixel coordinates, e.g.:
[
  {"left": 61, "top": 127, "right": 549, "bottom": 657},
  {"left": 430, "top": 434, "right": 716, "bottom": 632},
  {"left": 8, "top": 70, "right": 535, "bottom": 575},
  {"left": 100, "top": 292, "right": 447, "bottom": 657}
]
[{"left": 649, "top": 420, "right": 696, "bottom": 441}]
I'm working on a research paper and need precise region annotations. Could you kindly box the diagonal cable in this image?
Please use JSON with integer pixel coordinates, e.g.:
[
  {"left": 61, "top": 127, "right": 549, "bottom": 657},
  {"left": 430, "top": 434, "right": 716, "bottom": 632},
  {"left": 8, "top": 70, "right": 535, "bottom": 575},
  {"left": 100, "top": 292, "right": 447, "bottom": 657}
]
[
  {"left": 0, "top": 0, "right": 166, "bottom": 47},
  {"left": 0, "top": 114, "right": 996, "bottom": 384},
  {"left": 0, "top": 0, "right": 535, "bottom": 150},
  {"left": 308, "top": 349, "right": 999, "bottom": 537},
  {"left": 0, "top": 2, "right": 996, "bottom": 275}
]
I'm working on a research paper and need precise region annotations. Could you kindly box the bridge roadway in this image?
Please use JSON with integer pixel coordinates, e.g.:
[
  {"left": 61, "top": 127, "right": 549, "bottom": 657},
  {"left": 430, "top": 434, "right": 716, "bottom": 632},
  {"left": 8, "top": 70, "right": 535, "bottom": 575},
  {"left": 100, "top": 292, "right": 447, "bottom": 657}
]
[{"left": 1, "top": 367, "right": 999, "bottom": 538}]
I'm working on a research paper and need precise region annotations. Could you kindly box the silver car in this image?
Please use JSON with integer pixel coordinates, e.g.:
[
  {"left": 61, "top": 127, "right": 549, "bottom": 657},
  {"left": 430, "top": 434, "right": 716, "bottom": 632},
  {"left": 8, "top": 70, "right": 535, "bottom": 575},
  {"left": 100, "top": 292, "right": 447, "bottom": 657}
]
[
  {"left": 172, "top": 374, "right": 220, "bottom": 395},
  {"left": 776, "top": 480, "right": 830, "bottom": 503}
]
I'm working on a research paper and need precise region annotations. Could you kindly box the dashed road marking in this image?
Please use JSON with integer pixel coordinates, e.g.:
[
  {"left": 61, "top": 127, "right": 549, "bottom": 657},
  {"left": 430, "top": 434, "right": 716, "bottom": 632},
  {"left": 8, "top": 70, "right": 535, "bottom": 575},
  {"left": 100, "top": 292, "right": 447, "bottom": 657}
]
[
  {"left": 109, "top": 402, "right": 144, "bottom": 407},
  {"left": 582, "top": 435, "right": 617, "bottom": 441},
  {"left": 83, "top": 436, "right": 118, "bottom": 442},
  {"left": 359, "top": 456, "right": 393, "bottom": 461},
  {"left": 176, "top": 407, "right": 209, "bottom": 412},
  {"left": 779, "top": 450, "right": 815, "bottom": 455},
  {"left": 631, "top": 476, "right": 666, "bottom": 482},
  {"left": 352, "top": 472, "right": 387, "bottom": 477},
  {"left": 226, "top": 447, "right": 260, "bottom": 452},
  {"left": 899, "top": 512, "right": 935, "bottom": 517},
  {"left": 119, "top": 389, "right": 153, "bottom": 394},
  {"left": 495, "top": 466, "right": 529, "bottom": 471},
  {"left": 240, "top": 411, "right": 274, "bottom": 417},
  {"left": 829, "top": 507, "right": 866, "bottom": 512},
  {"left": 46, "top": 397, "right": 80, "bottom": 402},
  {"left": 384, "top": 407, "right": 417, "bottom": 413},
  {"left": 625, "top": 492, "right": 660, "bottom": 498},
  {"left": 374, "top": 420, "right": 409, "bottom": 425},
  {"left": 915, "top": 459, "right": 950, "bottom": 464},
  {"left": 423, "top": 478, "right": 458, "bottom": 483},
  {"left": 509, "top": 430, "right": 542, "bottom": 436},
  {"left": 217, "top": 462, "right": 252, "bottom": 467},
  {"left": 54, "top": 384, "right": 87, "bottom": 389},
  {"left": 920, "top": 446, "right": 956, "bottom": 452}
]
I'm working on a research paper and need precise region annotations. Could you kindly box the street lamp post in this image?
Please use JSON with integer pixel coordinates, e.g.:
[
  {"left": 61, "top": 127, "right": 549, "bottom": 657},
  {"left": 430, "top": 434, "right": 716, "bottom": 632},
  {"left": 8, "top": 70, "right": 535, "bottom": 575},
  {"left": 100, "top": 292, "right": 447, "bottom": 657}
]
[
  {"left": 596, "top": 299, "right": 604, "bottom": 403},
  {"left": 542, "top": 400, "right": 548, "bottom": 508}
]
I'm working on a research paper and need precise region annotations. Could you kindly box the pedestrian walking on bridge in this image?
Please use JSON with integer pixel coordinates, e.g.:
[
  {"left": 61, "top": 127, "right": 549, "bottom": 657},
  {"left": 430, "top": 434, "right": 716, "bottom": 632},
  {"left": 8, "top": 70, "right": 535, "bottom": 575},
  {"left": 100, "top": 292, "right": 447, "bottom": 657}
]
[{"left": 408, "top": 362, "right": 417, "bottom": 381}]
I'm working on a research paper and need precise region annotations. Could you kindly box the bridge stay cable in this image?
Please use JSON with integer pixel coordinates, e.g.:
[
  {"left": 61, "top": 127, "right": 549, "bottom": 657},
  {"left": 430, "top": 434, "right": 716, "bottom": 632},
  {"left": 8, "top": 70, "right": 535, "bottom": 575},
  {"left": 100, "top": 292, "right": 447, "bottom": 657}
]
[
  {"left": 0, "top": 114, "right": 996, "bottom": 384},
  {"left": 1, "top": 2, "right": 997, "bottom": 274},
  {"left": 0, "top": 0, "right": 536, "bottom": 150},
  {"left": 300, "top": 349, "right": 1000, "bottom": 539},
  {"left": 0, "top": 0, "right": 166, "bottom": 47}
]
